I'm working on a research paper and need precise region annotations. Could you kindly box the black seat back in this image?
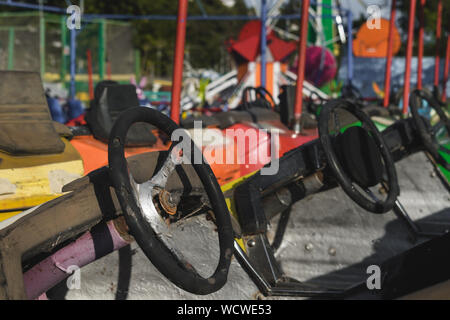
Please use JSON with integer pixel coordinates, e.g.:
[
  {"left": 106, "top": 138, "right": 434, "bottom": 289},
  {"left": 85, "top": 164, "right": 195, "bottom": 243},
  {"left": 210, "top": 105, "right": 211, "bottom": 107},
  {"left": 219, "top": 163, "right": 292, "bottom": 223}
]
[
  {"left": 0, "top": 71, "right": 65, "bottom": 155},
  {"left": 85, "top": 83, "right": 156, "bottom": 146}
]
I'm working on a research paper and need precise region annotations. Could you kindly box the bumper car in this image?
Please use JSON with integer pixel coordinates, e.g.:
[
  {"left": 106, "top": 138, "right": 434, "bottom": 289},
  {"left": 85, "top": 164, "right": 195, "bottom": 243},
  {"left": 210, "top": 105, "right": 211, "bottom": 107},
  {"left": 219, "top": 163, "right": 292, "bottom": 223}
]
[
  {"left": 0, "top": 72, "right": 84, "bottom": 222},
  {"left": 0, "top": 101, "right": 449, "bottom": 299},
  {"left": 363, "top": 88, "right": 450, "bottom": 187},
  {"left": 179, "top": 85, "right": 318, "bottom": 183},
  {"left": 0, "top": 73, "right": 165, "bottom": 223},
  {"left": 68, "top": 80, "right": 166, "bottom": 174},
  {"left": 0, "top": 71, "right": 316, "bottom": 225}
]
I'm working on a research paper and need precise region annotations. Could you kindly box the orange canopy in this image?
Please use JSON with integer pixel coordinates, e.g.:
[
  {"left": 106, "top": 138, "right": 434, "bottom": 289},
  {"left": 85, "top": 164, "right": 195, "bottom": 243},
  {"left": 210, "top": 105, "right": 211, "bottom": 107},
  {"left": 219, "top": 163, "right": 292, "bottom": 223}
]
[{"left": 353, "top": 18, "right": 401, "bottom": 58}]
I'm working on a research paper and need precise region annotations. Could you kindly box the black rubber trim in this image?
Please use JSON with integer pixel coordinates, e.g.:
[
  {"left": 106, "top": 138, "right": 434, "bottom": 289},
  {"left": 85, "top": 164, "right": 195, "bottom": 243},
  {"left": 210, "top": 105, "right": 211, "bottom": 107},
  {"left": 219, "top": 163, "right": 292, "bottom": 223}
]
[
  {"left": 410, "top": 89, "right": 450, "bottom": 171},
  {"left": 255, "top": 86, "right": 277, "bottom": 108},
  {"left": 91, "top": 221, "right": 114, "bottom": 260},
  {"left": 108, "top": 107, "right": 234, "bottom": 295},
  {"left": 318, "top": 99, "right": 399, "bottom": 214}
]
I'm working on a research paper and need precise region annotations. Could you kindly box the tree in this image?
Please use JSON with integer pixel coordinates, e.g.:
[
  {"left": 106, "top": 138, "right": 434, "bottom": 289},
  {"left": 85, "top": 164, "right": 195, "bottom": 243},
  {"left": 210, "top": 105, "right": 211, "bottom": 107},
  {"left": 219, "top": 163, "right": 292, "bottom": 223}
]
[
  {"left": 397, "top": 0, "right": 449, "bottom": 56},
  {"left": 81, "top": 0, "right": 250, "bottom": 76},
  {"left": 38, "top": 0, "right": 250, "bottom": 76}
]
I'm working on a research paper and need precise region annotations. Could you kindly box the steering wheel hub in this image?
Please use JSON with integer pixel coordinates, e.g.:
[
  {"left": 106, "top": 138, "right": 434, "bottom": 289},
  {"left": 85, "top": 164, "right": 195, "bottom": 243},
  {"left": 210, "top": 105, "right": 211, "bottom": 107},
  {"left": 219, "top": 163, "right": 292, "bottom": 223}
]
[{"left": 159, "top": 189, "right": 179, "bottom": 216}]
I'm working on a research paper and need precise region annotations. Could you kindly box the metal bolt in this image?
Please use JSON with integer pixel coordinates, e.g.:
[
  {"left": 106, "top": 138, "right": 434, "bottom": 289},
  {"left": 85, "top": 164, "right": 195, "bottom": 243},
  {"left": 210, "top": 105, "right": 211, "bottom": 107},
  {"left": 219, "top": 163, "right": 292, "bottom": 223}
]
[
  {"left": 159, "top": 190, "right": 177, "bottom": 216},
  {"left": 247, "top": 239, "right": 256, "bottom": 248},
  {"left": 305, "top": 243, "right": 313, "bottom": 251}
]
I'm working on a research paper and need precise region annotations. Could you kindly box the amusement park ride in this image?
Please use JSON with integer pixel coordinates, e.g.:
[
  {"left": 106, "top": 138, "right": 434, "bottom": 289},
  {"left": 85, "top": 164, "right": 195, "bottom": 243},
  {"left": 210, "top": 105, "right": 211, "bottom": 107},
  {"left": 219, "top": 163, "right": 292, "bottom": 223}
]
[{"left": 0, "top": 0, "right": 449, "bottom": 300}]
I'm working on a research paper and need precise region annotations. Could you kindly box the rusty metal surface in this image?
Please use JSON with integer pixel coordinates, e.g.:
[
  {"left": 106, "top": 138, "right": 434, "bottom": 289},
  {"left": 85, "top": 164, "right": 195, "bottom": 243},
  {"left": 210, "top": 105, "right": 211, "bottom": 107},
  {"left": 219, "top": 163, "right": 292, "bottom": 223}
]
[{"left": 53, "top": 152, "right": 450, "bottom": 300}]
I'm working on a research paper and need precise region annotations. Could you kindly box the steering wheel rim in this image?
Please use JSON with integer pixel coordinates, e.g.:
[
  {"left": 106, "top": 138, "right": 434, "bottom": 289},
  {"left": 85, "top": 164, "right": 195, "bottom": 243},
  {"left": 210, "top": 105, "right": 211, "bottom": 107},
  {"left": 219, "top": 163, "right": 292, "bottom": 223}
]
[
  {"left": 241, "top": 86, "right": 273, "bottom": 110},
  {"left": 318, "top": 99, "right": 399, "bottom": 214},
  {"left": 410, "top": 89, "right": 450, "bottom": 171},
  {"left": 255, "top": 86, "right": 276, "bottom": 109},
  {"left": 341, "top": 83, "right": 362, "bottom": 101},
  {"left": 108, "top": 107, "right": 234, "bottom": 295}
]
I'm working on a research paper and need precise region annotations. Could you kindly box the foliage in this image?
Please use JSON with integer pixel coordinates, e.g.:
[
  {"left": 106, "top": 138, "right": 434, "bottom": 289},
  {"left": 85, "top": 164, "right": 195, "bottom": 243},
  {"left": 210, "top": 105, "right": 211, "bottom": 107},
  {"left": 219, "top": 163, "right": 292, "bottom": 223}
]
[
  {"left": 34, "top": 0, "right": 250, "bottom": 76},
  {"left": 397, "top": 0, "right": 449, "bottom": 56},
  {"left": 81, "top": 0, "right": 250, "bottom": 76}
]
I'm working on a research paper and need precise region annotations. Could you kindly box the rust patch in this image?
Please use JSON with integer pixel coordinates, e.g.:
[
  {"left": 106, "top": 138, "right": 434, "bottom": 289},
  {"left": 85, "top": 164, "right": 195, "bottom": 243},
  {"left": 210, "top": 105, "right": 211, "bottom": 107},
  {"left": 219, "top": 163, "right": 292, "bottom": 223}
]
[
  {"left": 158, "top": 190, "right": 178, "bottom": 216},
  {"left": 113, "top": 216, "right": 134, "bottom": 242}
]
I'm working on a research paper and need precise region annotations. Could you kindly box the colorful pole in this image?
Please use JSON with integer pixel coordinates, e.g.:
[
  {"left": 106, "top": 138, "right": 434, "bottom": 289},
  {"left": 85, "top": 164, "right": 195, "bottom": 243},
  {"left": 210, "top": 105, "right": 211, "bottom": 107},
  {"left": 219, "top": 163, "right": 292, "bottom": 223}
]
[
  {"left": 170, "top": 0, "right": 188, "bottom": 124},
  {"left": 87, "top": 49, "right": 94, "bottom": 100},
  {"left": 260, "top": 0, "right": 267, "bottom": 89},
  {"left": 442, "top": 35, "right": 450, "bottom": 102},
  {"left": 135, "top": 49, "right": 141, "bottom": 82},
  {"left": 99, "top": 19, "right": 106, "bottom": 81},
  {"left": 402, "top": 0, "right": 416, "bottom": 115},
  {"left": 7, "top": 27, "right": 14, "bottom": 70},
  {"left": 322, "top": 0, "right": 334, "bottom": 52},
  {"left": 107, "top": 59, "right": 112, "bottom": 80},
  {"left": 39, "top": 11, "right": 46, "bottom": 78},
  {"left": 60, "top": 16, "right": 67, "bottom": 84},
  {"left": 383, "top": 0, "right": 396, "bottom": 107},
  {"left": 434, "top": 0, "right": 443, "bottom": 89},
  {"left": 293, "top": 0, "right": 310, "bottom": 133},
  {"left": 417, "top": 0, "right": 426, "bottom": 90},
  {"left": 346, "top": 10, "right": 353, "bottom": 87},
  {"left": 70, "top": 28, "right": 76, "bottom": 100}
]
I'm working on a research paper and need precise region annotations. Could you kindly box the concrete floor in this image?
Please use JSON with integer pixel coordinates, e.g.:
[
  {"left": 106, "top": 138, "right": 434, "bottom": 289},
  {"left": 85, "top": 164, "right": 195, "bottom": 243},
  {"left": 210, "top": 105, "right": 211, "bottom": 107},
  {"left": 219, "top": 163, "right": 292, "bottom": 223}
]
[{"left": 47, "top": 152, "right": 450, "bottom": 300}]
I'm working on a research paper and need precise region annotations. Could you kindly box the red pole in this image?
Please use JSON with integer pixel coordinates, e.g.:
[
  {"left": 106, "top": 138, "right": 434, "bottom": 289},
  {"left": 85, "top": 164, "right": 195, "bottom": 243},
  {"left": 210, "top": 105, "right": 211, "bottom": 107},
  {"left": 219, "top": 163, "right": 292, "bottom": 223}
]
[
  {"left": 293, "top": 0, "right": 310, "bottom": 133},
  {"left": 87, "top": 50, "right": 94, "bottom": 100},
  {"left": 442, "top": 34, "right": 450, "bottom": 102},
  {"left": 107, "top": 60, "right": 112, "bottom": 80},
  {"left": 383, "top": 0, "right": 397, "bottom": 107},
  {"left": 170, "top": 0, "right": 188, "bottom": 124},
  {"left": 402, "top": 0, "right": 416, "bottom": 115},
  {"left": 434, "top": 0, "right": 443, "bottom": 88},
  {"left": 417, "top": 0, "right": 426, "bottom": 90}
]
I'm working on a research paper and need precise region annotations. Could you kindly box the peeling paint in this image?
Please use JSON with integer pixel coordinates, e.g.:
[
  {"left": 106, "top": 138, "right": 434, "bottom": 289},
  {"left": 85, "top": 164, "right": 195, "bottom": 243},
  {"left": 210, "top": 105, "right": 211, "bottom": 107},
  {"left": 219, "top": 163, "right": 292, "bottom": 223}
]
[
  {"left": 0, "top": 178, "right": 16, "bottom": 196},
  {"left": 48, "top": 170, "right": 82, "bottom": 194}
]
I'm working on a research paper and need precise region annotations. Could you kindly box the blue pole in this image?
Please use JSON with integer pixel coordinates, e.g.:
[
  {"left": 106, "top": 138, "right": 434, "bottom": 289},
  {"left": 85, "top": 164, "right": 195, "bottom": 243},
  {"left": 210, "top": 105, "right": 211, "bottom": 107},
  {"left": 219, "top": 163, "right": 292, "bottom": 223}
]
[
  {"left": 0, "top": 0, "right": 65, "bottom": 12},
  {"left": 346, "top": 10, "right": 353, "bottom": 86},
  {"left": 70, "top": 28, "right": 76, "bottom": 99},
  {"left": 260, "top": 0, "right": 267, "bottom": 89}
]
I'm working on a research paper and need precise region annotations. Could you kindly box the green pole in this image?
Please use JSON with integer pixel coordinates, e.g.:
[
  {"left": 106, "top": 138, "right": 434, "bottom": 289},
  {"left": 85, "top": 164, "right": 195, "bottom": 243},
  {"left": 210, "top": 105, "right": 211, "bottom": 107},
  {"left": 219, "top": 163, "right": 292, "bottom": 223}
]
[
  {"left": 307, "top": 2, "right": 316, "bottom": 44},
  {"left": 321, "top": 0, "right": 334, "bottom": 95},
  {"left": 135, "top": 49, "right": 141, "bottom": 81},
  {"left": 60, "top": 16, "right": 67, "bottom": 85},
  {"left": 40, "top": 13, "right": 46, "bottom": 77},
  {"left": 322, "top": 0, "right": 334, "bottom": 52},
  {"left": 99, "top": 19, "right": 106, "bottom": 80},
  {"left": 7, "top": 27, "right": 14, "bottom": 70}
]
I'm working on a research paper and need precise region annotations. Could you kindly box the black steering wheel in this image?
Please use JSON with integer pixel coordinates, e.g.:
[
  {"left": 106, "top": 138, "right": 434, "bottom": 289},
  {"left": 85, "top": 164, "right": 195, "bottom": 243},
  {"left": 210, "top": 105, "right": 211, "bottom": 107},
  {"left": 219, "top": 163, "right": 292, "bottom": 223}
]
[
  {"left": 108, "top": 107, "right": 234, "bottom": 295},
  {"left": 318, "top": 99, "right": 399, "bottom": 214},
  {"left": 410, "top": 89, "right": 450, "bottom": 171},
  {"left": 241, "top": 86, "right": 274, "bottom": 110},
  {"left": 341, "top": 83, "right": 363, "bottom": 101}
]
